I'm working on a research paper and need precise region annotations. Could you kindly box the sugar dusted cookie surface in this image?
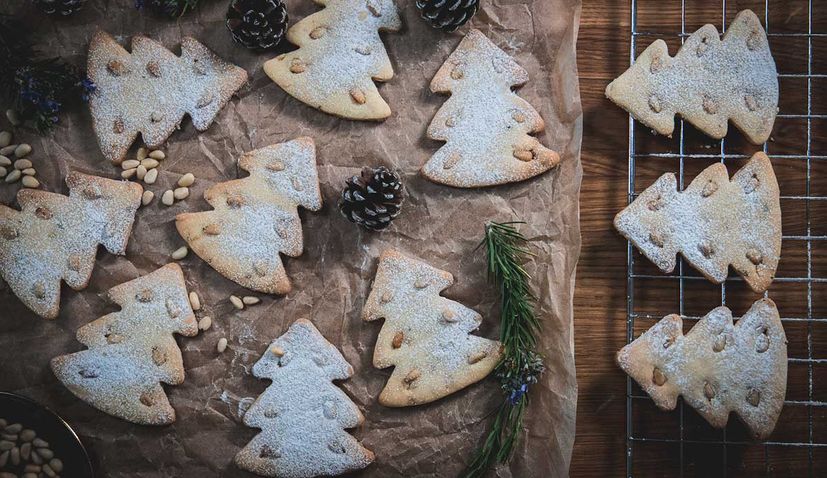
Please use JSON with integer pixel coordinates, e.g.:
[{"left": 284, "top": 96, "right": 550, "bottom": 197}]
[
  {"left": 617, "top": 299, "right": 787, "bottom": 439},
  {"left": 263, "top": 0, "right": 401, "bottom": 120},
  {"left": 606, "top": 10, "right": 777, "bottom": 144},
  {"left": 422, "top": 29, "right": 560, "bottom": 188},
  {"left": 88, "top": 30, "right": 248, "bottom": 163},
  {"left": 235, "top": 319, "right": 374, "bottom": 478},
  {"left": 363, "top": 249, "right": 502, "bottom": 407},
  {"left": 176, "top": 137, "right": 322, "bottom": 295},
  {"left": 51, "top": 264, "right": 198, "bottom": 425},
  {"left": 0, "top": 172, "right": 142, "bottom": 319},
  {"left": 614, "top": 152, "right": 780, "bottom": 293}
]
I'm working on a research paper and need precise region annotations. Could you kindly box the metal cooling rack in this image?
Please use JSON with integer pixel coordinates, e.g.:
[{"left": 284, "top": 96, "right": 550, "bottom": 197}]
[{"left": 624, "top": 0, "right": 825, "bottom": 476}]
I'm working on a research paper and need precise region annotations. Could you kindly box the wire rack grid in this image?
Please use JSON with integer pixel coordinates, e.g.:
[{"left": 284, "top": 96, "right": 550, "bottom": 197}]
[{"left": 624, "top": 0, "right": 825, "bottom": 476}]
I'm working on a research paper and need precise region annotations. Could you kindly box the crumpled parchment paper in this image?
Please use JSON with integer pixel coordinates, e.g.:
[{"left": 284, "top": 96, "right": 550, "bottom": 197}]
[{"left": 0, "top": 0, "right": 582, "bottom": 476}]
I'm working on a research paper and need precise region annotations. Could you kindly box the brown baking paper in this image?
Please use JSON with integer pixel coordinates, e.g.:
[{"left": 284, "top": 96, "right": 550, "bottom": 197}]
[{"left": 0, "top": 0, "right": 582, "bottom": 476}]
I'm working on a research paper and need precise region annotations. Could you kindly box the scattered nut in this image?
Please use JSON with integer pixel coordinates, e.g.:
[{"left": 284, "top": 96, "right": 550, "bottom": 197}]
[
  {"left": 173, "top": 187, "right": 189, "bottom": 200},
  {"left": 0, "top": 156, "right": 10, "bottom": 166},
  {"left": 349, "top": 88, "right": 366, "bottom": 105},
  {"left": 242, "top": 296, "right": 260, "bottom": 305},
  {"left": 178, "top": 173, "right": 195, "bottom": 187},
  {"left": 14, "top": 144, "right": 31, "bottom": 158},
  {"left": 13, "top": 159, "right": 31, "bottom": 170},
  {"left": 137, "top": 147, "right": 148, "bottom": 161},
  {"left": 198, "top": 316, "right": 212, "bottom": 331},
  {"left": 141, "top": 158, "right": 159, "bottom": 169},
  {"left": 121, "top": 159, "right": 140, "bottom": 170},
  {"left": 0, "top": 131, "right": 11, "bottom": 147},
  {"left": 141, "top": 190, "right": 154, "bottom": 206},
  {"left": 144, "top": 167, "right": 158, "bottom": 184},
  {"left": 270, "top": 345, "right": 285, "bottom": 356},
  {"left": 230, "top": 295, "right": 244, "bottom": 310},
  {"left": 21, "top": 176, "right": 38, "bottom": 188},
  {"left": 149, "top": 150, "right": 165, "bottom": 160},
  {"left": 122, "top": 168, "right": 137, "bottom": 179},
  {"left": 171, "top": 246, "right": 188, "bottom": 260},
  {"left": 513, "top": 149, "right": 534, "bottom": 162},
  {"left": 136, "top": 165, "right": 148, "bottom": 181},
  {"left": 21, "top": 168, "right": 35, "bottom": 176},
  {"left": 0, "top": 146, "right": 16, "bottom": 156},
  {"left": 162, "top": 189, "right": 175, "bottom": 206},
  {"left": 189, "top": 291, "right": 201, "bottom": 311},
  {"left": 217, "top": 337, "right": 228, "bottom": 353},
  {"left": 468, "top": 350, "right": 488, "bottom": 364},
  {"left": 4, "top": 169, "right": 21, "bottom": 183}
]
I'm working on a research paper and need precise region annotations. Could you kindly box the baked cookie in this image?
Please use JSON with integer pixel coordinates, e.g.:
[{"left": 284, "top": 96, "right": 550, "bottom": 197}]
[
  {"left": 235, "top": 318, "right": 374, "bottom": 478},
  {"left": 176, "top": 138, "right": 322, "bottom": 295},
  {"left": 614, "top": 152, "right": 781, "bottom": 293},
  {"left": 88, "top": 30, "right": 248, "bottom": 164},
  {"left": 51, "top": 264, "right": 198, "bottom": 425},
  {"left": 606, "top": 10, "right": 777, "bottom": 144},
  {"left": 617, "top": 298, "right": 787, "bottom": 439},
  {"left": 0, "top": 172, "right": 142, "bottom": 319},
  {"left": 263, "top": 0, "right": 402, "bottom": 120},
  {"left": 421, "top": 29, "right": 560, "bottom": 188},
  {"left": 363, "top": 249, "right": 502, "bottom": 407}
]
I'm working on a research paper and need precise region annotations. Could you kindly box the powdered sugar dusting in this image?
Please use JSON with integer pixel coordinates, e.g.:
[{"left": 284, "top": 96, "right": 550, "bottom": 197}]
[
  {"left": 263, "top": 0, "right": 401, "bottom": 120},
  {"left": 616, "top": 298, "right": 787, "bottom": 439},
  {"left": 0, "top": 172, "right": 142, "bottom": 319},
  {"left": 50, "top": 264, "right": 198, "bottom": 425},
  {"left": 235, "top": 318, "right": 374, "bottom": 477},
  {"left": 606, "top": 10, "right": 778, "bottom": 144},
  {"left": 614, "top": 152, "right": 781, "bottom": 293},
  {"left": 362, "top": 249, "right": 502, "bottom": 407},
  {"left": 176, "top": 138, "right": 322, "bottom": 295},
  {"left": 422, "top": 29, "right": 560, "bottom": 188}
]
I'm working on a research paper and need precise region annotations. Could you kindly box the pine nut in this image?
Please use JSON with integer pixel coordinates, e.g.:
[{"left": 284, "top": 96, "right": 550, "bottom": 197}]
[
  {"left": 136, "top": 165, "right": 147, "bottom": 180},
  {"left": 13, "top": 159, "right": 31, "bottom": 170},
  {"left": 0, "top": 166, "right": 6, "bottom": 177},
  {"left": 141, "top": 190, "right": 154, "bottom": 206},
  {"left": 198, "top": 316, "right": 212, "bottom": 331},
  {"left": 149, "top": 150, "right": 165, "bottom": 160},
  {"left": 141, "top": 158, "right": 159, "bottom": 169},
  {"left": 242, "top": 296, "right": 260, "bottom": 305},
  {"left": 19, "top": 429, "right": 35, "bottom": 441},
  {"left": 230, "top": 295, "right": 244, "bottom": 310},
  {"left": 162, "top": 189, "right": 174, "bottom": 205},
  {"left": 4, "top": 169, "right": 21, "bottom": 183},
  {"left": 0, "top": 146, "right": 15, "bottom": 156},
  {"left": 21, "top": 176, "right": 38, "bottom": 188},
  {"left": 122, "top": 168, "right": 137, "bottom": 179},
  {"left": 6, "top": 109, "right": 20, "bottom": 126},
  {"left": 137, "top": 147, "right": 148, "bottom": 161},
  {"left": 0, "top": 131, "right": 11, "bottom": 147},
  {"left": 121, "top": 159, "right": 140, "bottom": 170},
  {"left": 189, "top": 291, "right": 201, "bottom": 311},
  {"left": 171, "top": 246, "right": 188, "bottom": 260},
  {"left": 49, "top": 458, "right": 63, "bottom": 472},
  {"left": 21, "top": 168, "right": 35, "bottom": 176},
  {"left": 14, "top": 143, "right": 30, "bottom": 158},
  {"left": 178, "top": 173, "right": 195, "bottom": 187},
  {"left": 217, "top": 337, "right": 228, "bottom": 353},
  {"left": 0, "top": 156, "right": 10, "bottom": 166},
  {"left": 144, "top": 167, "right": 158, "bottom": 184},
  {"left": 173, "top": 187, "right": 189, "bottom": 200}
]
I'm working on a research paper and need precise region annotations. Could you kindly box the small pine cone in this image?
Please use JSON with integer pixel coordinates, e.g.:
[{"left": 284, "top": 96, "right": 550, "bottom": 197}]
[
  {"left": 416, "top": 0, "right": 479, "bottom": 32},
  {"left": 32, "top": 0, "right": 87, "bottom": 15},
  {"left": 227, "top": 0, "right": 289, "bottom": 50},
  {"left": 339, "top": 167, "right": 404, "bottom": 231}
]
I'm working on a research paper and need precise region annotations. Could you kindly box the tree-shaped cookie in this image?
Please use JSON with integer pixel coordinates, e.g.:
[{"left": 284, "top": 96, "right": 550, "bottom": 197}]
[
  {"left": 235, "top": 319, "right": 374, "bottom": 478},
  {"left": 0, "top": 172, "right": 142, "bottom": 319},
  {"left": 363, "top": 249, "right": 502, "bottom": 407},
  {"left": 421, "top": 29, "right": 560, "bottom": 188},
  {"left": 176, "top": 138, "right": 322, "bottom": 295},
  {"left": 617, "top": 298, "right": 787, "bottom": 439},
  {"left": 51, "top": 264, "right": 198, "bottom": 425},
  {"left": 263, "top": 0, "right": 401, "bottom": 120},
  {"left": 606, "top": 10, "right": 777, "bottom": 145},
  {"left": 614, "top": 152, "right": 780, "bottom": 293},
  {"left": 88, "top": 30, "right": 248, "bottom": 163}
]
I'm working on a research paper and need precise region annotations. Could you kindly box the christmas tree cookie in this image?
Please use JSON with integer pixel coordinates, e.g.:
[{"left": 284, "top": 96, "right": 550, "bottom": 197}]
[
  {"left": 363, "top": 249, "right": 502, "bottom": 407},
  {"left": 51, "top": 264, "right": 198, "bottom": 425},
  {"left": 88, "top": 30, "right": 248, "bottom": 163},
  {"left": 606, "top": 10, "right": 777, "bottom": 144},
  {"left": 422, "top": 29, "right": 560, "bottom": 188},
  {"left": 176, "top": 138, "right": 322, "bottom": 295},
  {"left": 263, "top": 0, "right": 402, "bottom": 120},
  {"left": 617, "top": 298, "right": 787, "bottom": 439},
  {"left": 614, "top": 152, "right": 781, "bottom": 293},
  {"left": 235, "top": 319, "right": 374, "bottom": 478},
  {"left": 0, "top": 172, "right": 142, "bottom": 319}
]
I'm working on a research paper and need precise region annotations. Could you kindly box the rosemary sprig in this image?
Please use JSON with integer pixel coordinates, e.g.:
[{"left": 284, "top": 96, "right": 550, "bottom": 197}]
[{"left": 463, "top": 222, "right": 545, "bottom": 478}]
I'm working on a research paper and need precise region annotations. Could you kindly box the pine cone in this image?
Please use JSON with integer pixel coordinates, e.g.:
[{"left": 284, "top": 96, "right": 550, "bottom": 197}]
[
  {"left": 339, "top": 167, "right": 404, "bottom": 231},
  {"left": 32, "top": 0, "right": 86, "bottom": 15},
  {"left": 227, "top": 0, "right": 289, "bottom": 51},
  {"left": 416, "top": 0, "right": 479, "bottom": 32}
]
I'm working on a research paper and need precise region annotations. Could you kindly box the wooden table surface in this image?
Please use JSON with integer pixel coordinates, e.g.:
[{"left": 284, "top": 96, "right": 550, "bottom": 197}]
[{"left": 572, "top": 1, "right": 827, "bottom": 476}]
